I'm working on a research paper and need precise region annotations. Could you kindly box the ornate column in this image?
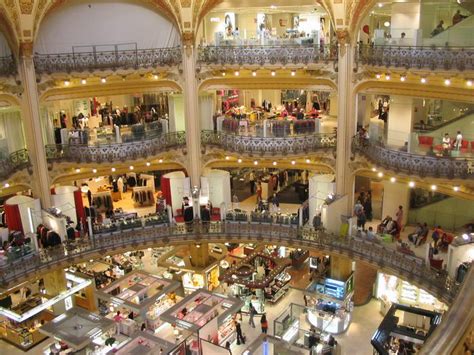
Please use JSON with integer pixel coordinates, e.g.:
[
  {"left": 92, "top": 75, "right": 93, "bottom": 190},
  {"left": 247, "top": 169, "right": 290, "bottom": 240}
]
[
  {"left": 335, "top": 31, "right": 356, "bottom": 213},
  {"left": 182, "top": 33, "right": 202, "bottom": 187},
  {"left": 18, "top": 42, "right": 51, "bottom": 208}
]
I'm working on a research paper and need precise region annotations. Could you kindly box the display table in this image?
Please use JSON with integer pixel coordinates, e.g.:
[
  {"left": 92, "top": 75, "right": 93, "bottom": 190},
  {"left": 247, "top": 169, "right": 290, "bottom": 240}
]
[{"left": 307, "top": 309, "right": 351, "bottom": 334}]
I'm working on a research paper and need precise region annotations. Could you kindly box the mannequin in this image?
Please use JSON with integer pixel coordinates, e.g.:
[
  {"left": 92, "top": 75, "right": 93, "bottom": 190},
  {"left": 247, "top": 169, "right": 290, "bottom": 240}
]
[{"left": 117, "top": 177, "right": 124, "bottom": 195}]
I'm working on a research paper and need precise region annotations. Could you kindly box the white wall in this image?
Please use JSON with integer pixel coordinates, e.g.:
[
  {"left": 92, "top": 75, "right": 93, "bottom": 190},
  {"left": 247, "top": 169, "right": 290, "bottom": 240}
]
[
  {"left": 381, "top": 181, "right": 409, "bottom": 224},
  {"left": 0, "top": 32, "right": 11, "bottom": 56},
  {"left": 387, "top": 96, "right": 414, "bottom": 148},
  {"left": 35, "top": 0, "right": 180, "bottom": 53},
  {"left": 391, "top": 2, "right": 421, "bottom": 43},
  {"left": 447, "top": 243, "right": 474, "bottom": 279},
  {"left": 199, "top": 93, "right": 214, "bottom": 131},
  {"left": 168, "top": 94, "right": 185, "bottom": 132}
]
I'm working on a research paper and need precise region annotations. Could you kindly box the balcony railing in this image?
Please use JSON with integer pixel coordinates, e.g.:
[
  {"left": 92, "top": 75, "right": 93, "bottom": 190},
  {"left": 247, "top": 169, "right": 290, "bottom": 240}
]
[
  {"left": 0, "top": 220, "right": 463, "bottom": 307},
  {"left": 201, "top": 130, "right": 336, "bottom": 156},
  {"left": 352, "top": 136, "right": 474, "bottom": 179},
  {"left": 198, "top": 44, "right": 338, "bottom": 66},
  {"left": 0, "top": 149, "right": 30, "bottom": 179},
  {"left": 0, "top": 55, "right": 17, "bottom": 77},
  {"left": 356, "top": 44, "right": 474, "bottom": 71},
  {"left": 34, "top": 46, "right": 182, "bottom": 74},
  {"left": 45, "top": 131, "right": 186, "bottom": 163}
]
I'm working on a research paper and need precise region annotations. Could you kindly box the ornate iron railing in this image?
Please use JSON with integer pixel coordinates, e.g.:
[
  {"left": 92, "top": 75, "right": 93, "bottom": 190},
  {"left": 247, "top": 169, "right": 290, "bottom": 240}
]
[
  {"left": 198, "top": 44, "right": 338, "bottom": 66},
  {"left": 45, "top": 131, "right": 186, "bottom": 163},
  {"left": 0, "top": 55, "right": 17, "bottom": 76},
  {"left": 201, "top": 130, "right": 337, "bottom": 156},
  {"left": 0, "top": 221, "right": 463, "bottom": 306},
  {"left": 34, "top": 46, "right": 182, "bottom": 74},
  {"left": 355, "top": 44, "right": 474, "bottom": 71},
  {"left": 352, "top": 136, "right": 474, "bottom": 179},
  {"left": 0, "top": 149, "right": 30, "bottom": 179}
]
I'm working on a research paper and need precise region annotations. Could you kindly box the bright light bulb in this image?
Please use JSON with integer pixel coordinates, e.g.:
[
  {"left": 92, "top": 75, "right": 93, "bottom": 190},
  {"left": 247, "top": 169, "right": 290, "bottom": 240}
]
[
  {"left": 101, "top": 78, "right": 106, "bottom": 83},
  {"left": 453, "top": 186, "right": 460, "bottom": 192},
  {"left": 254, "top": 161, "right": 258, "bottom": 165},
  {"left": 444, "top": 79, "right": 451, "bottom": 86},
  {"left": 420, "top": 77, "right": 427, "bottom": 84},
  {"left": 237, "top": 158, "right": 242, "bottom": 163},
  {"left": 400, "top": 75, "right": 406, "bottom": 82},
  {"left": 81, "top": 79, "right": 87, "bottom": 85},
  {"left": 75, "top": 168, "right": 80, "bottom": 173},
  {"left": 129, "top": 165, "right": 134, "bottom": 170},
  {"left": 4, "top": 183, "right": 10, "bottom": 188},
  {"left": 252, "top": 71, "right": 257, "bottom": 77},
  {"left": 378, "top": 3, "right": 383, "bottom": 8},
  {"left": 225, "top": 156, "right": 230, "bottom": 160},
  {"left": 375, "top": 73, "right": 381, "bottom": 79},
  {"left": 159, "top": 159, "right": 163, "bottom": 163},
  {"left": 372, "top": 167, "right": 377, "bottom": 172},
  {"left": 92, "top": 169, "right": 97, "bottom": 173},
  {"left": 466, "top": 80, "right": 472, "bottom": 87},
  {"left": 385, "top": 74, "right": 391, "bottom": 80},
  {"left": 271, "top": 71, "right": 276, "bottom": 76},
  {"left": 390, "top": 177, "right": 396, "bottom": 183},
  {"left": 291, "top": 161, "right": 296, "bottom": 165},
  {"left": 272, "top": 161, "right": 277, "bottom": 166},
  {"left": 234, "top": 71, "right": 240, "bottom": 76},
  {"left": 111, "top": 167, "right": 116, "bottom": 172},
  {"left": 291, "top": 70, "right": 296, "bottom": 76},
  {"left": 306, "top": 159, "right": 310, "bottom": 163},
  {"left": 153, "top": 74, "right": 159, "bottom": 80},
  {"left": 64, "top": 80, "right": 70, "bottom": 86},
  {"left": 222, "top": 72, "right": 226, "bottom": 76},
  {"left": 146, "top": 162, "right": 151, "bottom": 166},
  {"left": 377, "top": 172, "right": 383, "bottom": 178},
  {"left": 431, "top": 184, "right": 437, "bottom": 191},
  {"left": 408, "top": 181, "right": 415, "bottom": 188}
]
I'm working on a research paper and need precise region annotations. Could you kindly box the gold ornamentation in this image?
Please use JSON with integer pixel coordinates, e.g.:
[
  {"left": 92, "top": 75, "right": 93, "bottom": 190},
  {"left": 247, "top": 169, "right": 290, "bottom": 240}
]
[
  {"left": 19, "top": 0, "right": 34, "bottom": 14},
  {"left": 19, "top": 41, "right": 33, "bottom": 57}
]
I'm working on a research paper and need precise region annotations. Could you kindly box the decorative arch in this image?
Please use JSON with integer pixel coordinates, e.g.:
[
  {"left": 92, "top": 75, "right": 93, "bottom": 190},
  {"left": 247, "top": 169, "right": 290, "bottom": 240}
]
[
  {"left": 347, "top": 0, "right": 379, "bottom": 34},
  {"left": 0, "top": 93, "right": 21, "bottom": 107},
  {"left": 0, "top": 7, "right": 19, "bottom": 55}
]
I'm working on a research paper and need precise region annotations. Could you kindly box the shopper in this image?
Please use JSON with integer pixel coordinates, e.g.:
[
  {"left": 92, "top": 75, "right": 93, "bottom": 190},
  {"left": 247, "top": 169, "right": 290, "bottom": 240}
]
[
  {"left": 260, "top": 314, "right": 268, "bottom": 334},
  {"left": 396, "top": 205, "right": 404, "bottom": 231},
  {"left": 256, "top": 182, "right": 263, "bottom": 202},
  {"left": 233, "top": 194, "right": 240, "bottom": 209},
  {"left": 364, "top": 191, "right": 373, "bottom": 221},
  {"left": 271, "top": 193, "right": 280, "bottom": 213},
  {"left": 235, "top": 320, "right": 245, "bottom": 345},
  {"left": 249, "top": 171, "right": 255, "bottom": 194},
  {"left": 408, "top": 223, "right": 423, "bottom": 245},
  {"left": 442, "top": 133, "right": 451, "bottom": 150},
  {"left": 248, "top": 303, "right": 256, "bottom": 328},
  {"left": 431, "top": 20, "right": 444, "bottom": 37},
  {"left": 455, "top": 131, "right": 463, "bottom": 150}
]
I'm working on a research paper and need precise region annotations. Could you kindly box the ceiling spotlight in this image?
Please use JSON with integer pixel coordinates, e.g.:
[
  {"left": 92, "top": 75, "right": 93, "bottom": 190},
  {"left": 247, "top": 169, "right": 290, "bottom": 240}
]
[
  {"left": 64, "top": 80, "right": 70, "bottom": 86},
  {"left": 146, "top": 162, "right": 151, "bottom": 167},
  {"left": 462, "top": 233, "right": 469, "bottom": 241},
  {"left": 75, "top": 168, "right": 80, "bottom": 173},
  {"left": 408, "top": 181, "right": 415, "bottom": 188},
  {"left": 129, "top": 165, "right": 134, "bottom": 170},
  {"left": 453, "top": 186, "right": 460, "bottom": 192},
  {"left": 221, "top": 71, "right": 226, "bottom": 76},
  {"left": 159, "top": 159, "right": 163, "bottom": 163},
  {"left": 271, "top": 71, "right": 276, "bottom": 76},
  {"left": 400, "top": 75, "right": 406, "bottom": 82},
  {"left": 390, "top": 177, "right": 396, "bottom": 183},
  {"left": 111, "top": 167, "right": 116, "bottom": 172},
  {"left": 237, "top": 158, "right": 242, "bottom": 163},
  {"left": 291, "top": 160, "right": 296, "bottom": 165},
  {"left": 272, "top": 161, "right": 277, "bottom": 166},
  {"left": 378, "top": 3, "right": 383, "bottom": 7},
  {"left": 225, "top": 156, "right": 230, "bottom": 160},
  {"left": 431, "top": 184, "right": 437, "bottom": 191},
  {"left": 92, "top": 169, "right": 97, "bottom": 173},
  {"left": 81, "top": 79, "right": 87, "bottom": 85},
  {"left": 466, "top": 80, "right": 472, "bottom": 87},
  {"left": 4, "top": 183, "right": 9, "bottom": 188},
  {"left": 291, "top": 70, "right": 296, "bottom": 76},
  {"left": 375, "top": 73, "right": 381, "bottom": 79},
  {"left": 385, "top": 73, "right": 391, "bottom": 80},
  {"left": 420, "top": 77, "right": 427, "bottom": 84},
  {"left": 254, "top": 160, "right": 258, "bottom": 165},
  {"left": 252, "top": 71, "right": 257, "bottom": 77},
  {"left": 234, "top": 71, "right": 240, "bottom": 76},
  {"left": 372, "top": 167, "right": 377, "bottom": 172},
  {"left": 384, "top": 21, "right": 390, "bottom": 27},
  {"left": 444, "top": 78, "right": 451, "bottom": 86},
  {"left": 153, "top": 74, "right": 159, "bottom": 80},
  {"left": 377, "top": 172, "right": 384, "bottom": 178},
  {"left": 101, "top": 77, "right": 106, "bottom": 83},
  {"left": 306, "top": 159, "right": 311, "bottom": 163}
]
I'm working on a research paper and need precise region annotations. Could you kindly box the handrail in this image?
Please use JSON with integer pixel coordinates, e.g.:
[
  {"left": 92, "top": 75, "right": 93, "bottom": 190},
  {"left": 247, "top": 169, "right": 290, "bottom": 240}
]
[
  {"left": 352, "top": 136, "right": 474, "bottom": 179},
  {"left": 355, "top": 44, "right": 474, "bottom": 71},
  {"left": 0, "top": 55, "right": 17, "bottom": 76},
  {"left": 0, "top": 149, "right": 30, "bottom": 179},
  {"left": 45, "top": 131, "right": 186, "bottom": 163},
  {"left": 201, "top": 130, "right": 337, "bottom": 156},
  {"left": 198, "top": 44, "right": 338, "bottom": 65},
  {"left": 34, "top": 46, "right": 182, "bottom": 74},
  {"left": 0, "top": 221, "right": 462, "bottom": 307}
]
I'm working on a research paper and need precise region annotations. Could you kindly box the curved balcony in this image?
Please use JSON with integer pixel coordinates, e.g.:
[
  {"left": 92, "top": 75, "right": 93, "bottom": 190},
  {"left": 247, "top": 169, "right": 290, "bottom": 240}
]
[
  {"left": 352, "top": 137, "right": 474, "bottom": 179},
  {"left": 0, "top": 149, "right": 30, "bottom": 179},
  {"left": 0, "top": 55, "right": 17, "bottom": 77},
  {"left": 198, "top": 44, "right": 337, "bottom": 66},
  {"left": 46, "top": 131, "right": 186, "bottom": 164},
  {"left": 201, "top": 130, "right": 336, "bottom": 156},
  {"left": 34, "top": 46, "right": 182, "bottom": 75},
  {"left": 356, "top": 44, "right": 474, "bottom": 71},
  {"left": 0, "top": 221, "right": 463, "bottom": 307}
]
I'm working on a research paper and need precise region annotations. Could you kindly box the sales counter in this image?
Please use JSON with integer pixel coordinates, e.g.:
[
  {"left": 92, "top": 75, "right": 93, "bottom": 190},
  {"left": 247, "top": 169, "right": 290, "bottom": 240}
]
[
  {"left": 307, "top": 307, "right": 351, "bottom": 335},
  {"left": 115, "top": 332, "right": 175, "bottom": 355}
]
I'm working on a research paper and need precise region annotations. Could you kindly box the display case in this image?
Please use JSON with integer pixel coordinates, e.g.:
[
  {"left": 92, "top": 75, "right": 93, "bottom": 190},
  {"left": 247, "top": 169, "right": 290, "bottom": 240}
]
[{"left": 218, "top": 316, "right": 236, "bottom": 346}]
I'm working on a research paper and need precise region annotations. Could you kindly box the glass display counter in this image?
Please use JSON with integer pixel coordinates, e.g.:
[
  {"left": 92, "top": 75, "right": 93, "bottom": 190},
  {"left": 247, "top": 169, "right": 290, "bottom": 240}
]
[{"left": 307, "top": 308, "right": 351, "bottom": 334}]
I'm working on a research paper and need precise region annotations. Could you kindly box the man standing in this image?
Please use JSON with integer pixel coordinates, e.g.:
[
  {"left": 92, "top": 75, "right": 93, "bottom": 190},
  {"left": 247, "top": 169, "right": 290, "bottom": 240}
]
[
  {"left": 248, "top": 303, "right": 256, "bottom": 328},
  {"left": 249, "top": 171, "right": 255, "bottom": 194}
]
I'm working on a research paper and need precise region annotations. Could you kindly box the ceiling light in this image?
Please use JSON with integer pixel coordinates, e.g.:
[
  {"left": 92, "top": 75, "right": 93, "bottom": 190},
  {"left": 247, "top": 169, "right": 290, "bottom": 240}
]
[
  {"left": 378, "top": 3, "right": 383, "bottom": 7},
  {"left": 306, "top": 159, "right": 310, "bottom": 163},
  {"left": 453, "top": 186, "right": 460, "bottom": 192},
  {"left": 420, "top": 77, "right": 427, "bottom": 84},
  {"left": 372, "top": 167, "right": 377, "bottom": 172},
  {"left": 210, "top": 17, "right": 220, "bottom": 23},
  {"left": 272, "top": 161, "right": 277, "bottom": 166},
  {"left": 111, "top": 167, "right": 116, "bottom": 172},
  {"left": 291, "top": 70, "right": 296, "bottom": 76},
  {"left": 75, "top": 168, "right": 80, "bottom": 173},
  {"left": 252, "top": 71, "right": 257, "bottom": 77},
  {"left": 375, "top": 73, "right": 381, "bottom": 79},
  {"left": 159, "top": 159, "right": 163, "bottom": 163},
  {"left": 4, "top": 183, "right": 9, "bottom": 188},
  {"left": 221, "top": 71, "right": 226, "bottom": 76},
  {"left": 271, "top": 71, "right": 276, "bottom": 76},
  {"left": 254, "top": 160, "right": 258, "bottom": 165},
  {"left": 385, "top": 73, "right": 391, "bottom": 80},
  {"left": 466, "top": 80, "right": 472, "bottom": 87},
  {"left": 400, "top": 75, "right": 406, "bottom": 82},
  {"left": 444, "top": 78, "right": 451, "bottom": 86},
  {"left": 431, "top": 184, "right": 437, "bottom": 191},
  {"left": 129, "top": 165, "right": 134, "bottom": 170},
  {"left": 64, "top": 80, "right": 70, "bottom": 86},
  {"left": 153, "top": 74, "right": 159, "bottom": 80},
  {"left": 408, "top": 181, "right": 415, "bottom": 188},
  {"left": 237, "top": 158, "right": 242, "bottom": 163},
  {"left": 291, "top": 160, "right": 296, "bottom": 165},
  {"left": 225, "top": 156, "right": 230, "bottom": 160},
  {"left": 92, "top": 169, "right": 97, "bottom": 173},
  {"left": 101, "top": 78, "right": 106, "bottom": 83},
  {"left": 384, "top": 21, "right": 390, "bottom": 27},
  {"left": 234, "top": 71, "right": 240, "bottom": 76},
  {"left": 146, "top": 162, "right": 151, "bottom": 167},
  {"left": 462, "top": 233, "right": 469, "bottom": 241},
  {"left": 270, "top": 5, "right": 277, "bottom": 9},
  {"left": 377, "top": 172, "right": 384, "bottom": 178},
  {"left": 390, "top": 177, "right": 396, "bottom": 183},
  {"left": 81, "top": 79, "right": 87, "bottom": 85}
]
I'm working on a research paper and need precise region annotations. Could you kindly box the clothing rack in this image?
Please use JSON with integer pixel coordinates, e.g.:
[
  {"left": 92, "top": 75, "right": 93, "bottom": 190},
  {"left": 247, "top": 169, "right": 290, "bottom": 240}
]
[
  {"left": 92, "top": 191, "right": 114, "bottom": 212},
  {"left": 132, "top": 186, "right": 155, "bottom": 206}
]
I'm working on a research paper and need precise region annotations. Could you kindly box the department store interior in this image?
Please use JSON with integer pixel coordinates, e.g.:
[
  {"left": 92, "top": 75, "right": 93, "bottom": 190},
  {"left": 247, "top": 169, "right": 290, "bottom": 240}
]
[{"left": 0, "top": 0, "right": 473, "bottom": 354}]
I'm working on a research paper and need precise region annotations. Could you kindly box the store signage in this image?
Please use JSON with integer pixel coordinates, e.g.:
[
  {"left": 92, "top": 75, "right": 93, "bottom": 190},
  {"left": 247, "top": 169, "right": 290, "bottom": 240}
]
[{"left": 176, "top": 320, "right": 192, "bottom": 329}]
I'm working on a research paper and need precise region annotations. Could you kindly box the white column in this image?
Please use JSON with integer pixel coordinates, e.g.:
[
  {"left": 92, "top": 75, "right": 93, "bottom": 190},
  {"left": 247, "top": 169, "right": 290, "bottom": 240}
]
[
  {"left": 381, "top": 181, "right": 409, "bottom": 224},
  {"left": 335, "top": 43, "right": 356, "bottom": 212},
  {"left": 387, "top": 96, "right": 414, "bottom": 150},
  {"left": 182, "top": 46, "right": 202, "bottom": 187},
  {"left": 391, "top": 2, "right": 421, "bottom": 45},
  {"left": 19, "top": 45, "right": 51, "bottom": 208}
]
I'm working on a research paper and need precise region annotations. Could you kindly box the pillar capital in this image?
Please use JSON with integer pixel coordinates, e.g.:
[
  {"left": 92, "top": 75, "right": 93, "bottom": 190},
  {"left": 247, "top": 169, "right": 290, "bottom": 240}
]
[{"left": 19, "top": 41, "right": 34, "bottom": 58}]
